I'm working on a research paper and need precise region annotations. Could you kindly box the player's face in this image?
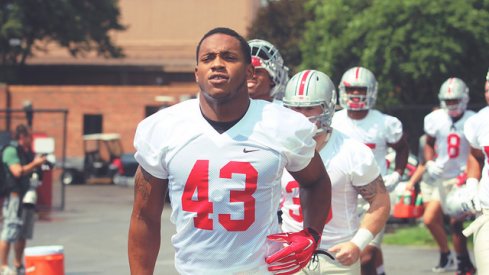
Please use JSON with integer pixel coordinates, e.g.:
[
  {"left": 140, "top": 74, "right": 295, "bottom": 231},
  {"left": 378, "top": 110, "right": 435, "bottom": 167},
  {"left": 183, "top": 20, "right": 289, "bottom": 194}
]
[
  {"left": 444, "top": 99, "right": 461, "bottom": 106},
  {"left": 345, "top": 86, "right": 368, "bottom": 109},
  {"left": 345, "top": 87, "right": 367, "bottom": 99},
  {"left": 195, "top": 33, "right": 253, "bottom": 102},
  {"left": 247, "top": 68, "right": 273, "bottom": 101}
]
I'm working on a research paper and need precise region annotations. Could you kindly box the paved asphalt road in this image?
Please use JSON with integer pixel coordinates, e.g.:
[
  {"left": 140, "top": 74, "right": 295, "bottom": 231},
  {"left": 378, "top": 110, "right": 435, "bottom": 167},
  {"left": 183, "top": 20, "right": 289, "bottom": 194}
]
[{"left": 24, "top": 184, "right": 466, "bottom": 275}]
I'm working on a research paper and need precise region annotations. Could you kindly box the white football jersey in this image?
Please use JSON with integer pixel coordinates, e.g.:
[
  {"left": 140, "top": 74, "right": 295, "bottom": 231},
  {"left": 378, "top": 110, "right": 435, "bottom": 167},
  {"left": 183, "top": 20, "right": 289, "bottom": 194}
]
[
  {"left": 464, "top": 106, "right": 489, "bottom": 209},
  {"left": 280, "top": 130, "right": 380, "bottom": 249},
  {"left": 424, "top": 109, "right": 475, "bottom": 179},
  {"left": 134, "top": 99, "right": 316, "bottom": 275},
  {"left": 332, "top": 109, "right": 403, "bottom": 175}
]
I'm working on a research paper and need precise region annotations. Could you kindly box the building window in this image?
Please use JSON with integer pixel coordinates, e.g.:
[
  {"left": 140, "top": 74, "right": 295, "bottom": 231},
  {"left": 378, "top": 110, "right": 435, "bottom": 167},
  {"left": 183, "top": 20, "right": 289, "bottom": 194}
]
[
  {"left": 145, "top": 105, "right": 171, "bottom": 117},
  {"left": 83, "top": 114, "right": 103, "bottom": 135}
]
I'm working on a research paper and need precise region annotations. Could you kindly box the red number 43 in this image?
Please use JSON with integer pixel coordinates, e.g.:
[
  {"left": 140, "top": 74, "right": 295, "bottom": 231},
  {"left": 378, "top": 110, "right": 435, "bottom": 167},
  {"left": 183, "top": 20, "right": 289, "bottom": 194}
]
[{"left": 181, "top": 160, "right": 258, "bottom": 232}]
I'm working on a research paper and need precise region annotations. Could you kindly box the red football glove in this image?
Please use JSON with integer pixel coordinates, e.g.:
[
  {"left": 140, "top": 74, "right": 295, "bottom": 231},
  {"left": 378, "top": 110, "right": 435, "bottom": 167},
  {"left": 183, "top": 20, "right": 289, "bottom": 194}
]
[{"left": 265, "top": 228, "right": 320, "bottom": 275}]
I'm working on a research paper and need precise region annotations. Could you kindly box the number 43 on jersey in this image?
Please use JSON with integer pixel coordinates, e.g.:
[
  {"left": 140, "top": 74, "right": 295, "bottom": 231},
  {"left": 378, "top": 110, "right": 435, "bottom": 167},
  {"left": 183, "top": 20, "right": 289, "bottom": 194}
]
[{"left": 182, "top": 160, "right": 258, "bottom": 232}]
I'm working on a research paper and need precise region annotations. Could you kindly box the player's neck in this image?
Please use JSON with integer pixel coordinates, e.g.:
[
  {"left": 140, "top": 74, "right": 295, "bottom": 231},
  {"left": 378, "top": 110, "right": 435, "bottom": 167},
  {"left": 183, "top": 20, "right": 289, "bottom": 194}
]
[
  {"left": 199, "top": 91, "right": 250, "bottom": 122},
  {"left": 347, "top": 109, "right": 369, "bottom": 120},
  {"left": 450, "top": 112, "right": 464, "bottom": 123}
]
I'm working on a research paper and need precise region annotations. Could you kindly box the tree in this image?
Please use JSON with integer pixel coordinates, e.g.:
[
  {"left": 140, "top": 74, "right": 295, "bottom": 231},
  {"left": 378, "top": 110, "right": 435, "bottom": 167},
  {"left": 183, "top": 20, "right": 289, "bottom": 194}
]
[
  {"left": 301, "top": 0, "right": 489, "bottom": 107},
  {"left": 247, "top": 0, "right": 313, "bottom": 74},
  {"left": 0, "top": 0, "right": 126, "bottom": 70}
]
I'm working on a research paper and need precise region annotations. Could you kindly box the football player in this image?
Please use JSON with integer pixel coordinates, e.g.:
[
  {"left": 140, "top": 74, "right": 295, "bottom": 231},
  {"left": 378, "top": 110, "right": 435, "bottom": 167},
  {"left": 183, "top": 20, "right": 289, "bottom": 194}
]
[
  {"left": 331, "top": 67, "right": 409, "bottom": 275},
  {"left": 247, "top": 39, "right": 290, "bottom": 225},
  {"left": 459, "top": 69, "right": 489, "bottom": 275},
  {"left": 421, "top": 77, "right": 476, "bottom": 274},
  {"left": 247, "top": 39, "right": 289, "bottom": 102},
  {"left": 280, "top": 70, "right": 390, "bottom": 275},
  {"left": 128, "top": 27, "right": 332, "bottom": 275}
]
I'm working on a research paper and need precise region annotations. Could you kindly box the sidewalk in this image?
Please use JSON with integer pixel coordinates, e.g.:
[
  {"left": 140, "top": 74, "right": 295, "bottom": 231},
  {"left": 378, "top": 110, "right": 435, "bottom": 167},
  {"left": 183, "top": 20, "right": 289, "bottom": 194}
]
[{"left": 26, "top": 185, "right": 459, "bottom": 275}]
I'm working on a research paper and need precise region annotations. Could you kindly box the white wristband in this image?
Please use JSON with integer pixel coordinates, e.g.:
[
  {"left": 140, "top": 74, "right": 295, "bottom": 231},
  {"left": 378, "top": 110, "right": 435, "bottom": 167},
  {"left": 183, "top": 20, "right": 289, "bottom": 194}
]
[
  {"left": 351, "top": 228, "right": 374, "bottom": 251},
  {"left": 466, "top": 178, "right": 479, "bottom": 189}
]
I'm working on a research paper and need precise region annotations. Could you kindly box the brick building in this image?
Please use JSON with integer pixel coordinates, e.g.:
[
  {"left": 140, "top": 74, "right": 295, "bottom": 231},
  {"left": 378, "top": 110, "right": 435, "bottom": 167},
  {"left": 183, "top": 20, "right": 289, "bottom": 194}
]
[
  {"left": 2, "top": 0, "right": 262, "bottom": 158},
  {"left": 1, "top": 84, "right": 197, "bottom": 157}
]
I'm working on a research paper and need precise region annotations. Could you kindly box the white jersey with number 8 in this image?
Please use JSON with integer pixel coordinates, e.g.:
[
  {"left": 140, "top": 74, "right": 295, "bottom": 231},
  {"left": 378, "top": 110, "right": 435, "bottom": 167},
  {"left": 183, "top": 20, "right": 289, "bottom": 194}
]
[
  {"left": 134, "top": 99, "right": 317, "bottom": 275},
  {"left": 424, "top": 109, "right": 475, "bottom": 179}
]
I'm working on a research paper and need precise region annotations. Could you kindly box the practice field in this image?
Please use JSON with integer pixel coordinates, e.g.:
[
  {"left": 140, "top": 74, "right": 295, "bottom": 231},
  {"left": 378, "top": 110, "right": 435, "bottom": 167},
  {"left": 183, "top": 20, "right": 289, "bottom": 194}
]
[{"left": 24, "top": 185, "right": 473, "bottom": 275}]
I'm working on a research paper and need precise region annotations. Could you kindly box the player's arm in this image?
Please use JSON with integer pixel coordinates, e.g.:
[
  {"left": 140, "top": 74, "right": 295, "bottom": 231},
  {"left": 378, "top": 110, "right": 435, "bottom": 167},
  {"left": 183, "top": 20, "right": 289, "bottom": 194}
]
[
  {"left": 388, "top": 133, "right": 409, "bottom": 175},
  {"left": 355, "top": 176, "right": 390, "bottom": 237},
  {"left": 329, "top": 176, "right": 390, "bottom": 266},
  {"left": 423, "top": 134, "right": 446, "bottom": 179},
  {"left": 289, "top": 151, "right": 332, "bottom": 235},
  {"left": 128, "top": 166, "right": 168, "bottom": 275},
  {"left": 424, "top": 135, "right": 436, "bottom": 163},
  {"left": 466, "top": 146, "right": 483, "bottom": 180},
  {"left": 465, "top": 146, "right": 483, "bottom": 195},
  {"left": 405, "top": 163, "right": 426, "bottom": 191}
]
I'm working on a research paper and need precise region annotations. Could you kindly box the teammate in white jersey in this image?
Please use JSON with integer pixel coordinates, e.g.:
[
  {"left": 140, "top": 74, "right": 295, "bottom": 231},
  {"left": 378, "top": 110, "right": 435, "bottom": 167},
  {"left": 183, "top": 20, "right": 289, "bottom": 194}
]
[
  {"left": 459, "top": 70, "right": 489, "bottom": 275},
  {"left": 280, "top": 70, "right": 390, "bottom": 275},
  {"left": 128, "top": 27, "right": 332, "bottom": 275},
  {"left": 331, "top": 66, "right": 409, "bottom": 275},
  {"left": 247, "top": 39, "right": 289, "bottom": 102},
  {"left": 422, "top": 77, "right": 476, "bottom": 274},
  {"left": 247, "top": 39, "right": 289, "bottom": 224}
]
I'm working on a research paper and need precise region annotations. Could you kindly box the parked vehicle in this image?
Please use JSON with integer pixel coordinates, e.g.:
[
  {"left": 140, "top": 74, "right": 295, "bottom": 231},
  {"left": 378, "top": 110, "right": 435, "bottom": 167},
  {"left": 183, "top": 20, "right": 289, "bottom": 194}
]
[{"left": 60, "top": 133, "right": 137, "bottom": 185}]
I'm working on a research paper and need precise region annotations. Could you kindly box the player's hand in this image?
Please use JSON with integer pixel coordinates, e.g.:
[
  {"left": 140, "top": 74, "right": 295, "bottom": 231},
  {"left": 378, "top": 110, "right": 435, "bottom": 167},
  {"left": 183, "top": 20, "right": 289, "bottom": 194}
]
[
  {"left": 328, "top": 242, "right": 361, "bottom": 266},
  {"left": 405, "top": 181, "right": 415, "bottom": 191},
  {"left": 383, "top": 171, "right": 401, "bottom": 192},
  {"left": 425, "top": 160, "right": 443, "bottom": 179},
  {"left": 464, "top": 178, "right": 481, "bottom": 213},
  {"left": 265, "top": 228, "right": 320, "bottom": 275}
]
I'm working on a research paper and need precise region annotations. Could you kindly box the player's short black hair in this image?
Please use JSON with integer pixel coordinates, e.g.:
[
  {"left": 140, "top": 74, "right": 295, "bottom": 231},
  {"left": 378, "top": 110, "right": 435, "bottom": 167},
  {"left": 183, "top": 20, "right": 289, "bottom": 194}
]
[
  {"left": 15, "top": 124, "right": 30, "bottom": 139},
  {"left": 195, "top": 27, "right": 251, "bottom": 64}
]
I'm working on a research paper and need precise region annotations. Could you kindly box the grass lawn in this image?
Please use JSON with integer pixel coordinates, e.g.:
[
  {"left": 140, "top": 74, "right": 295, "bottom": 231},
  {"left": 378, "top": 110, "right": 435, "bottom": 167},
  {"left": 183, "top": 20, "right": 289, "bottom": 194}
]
[{"left": 384, "top": 220, "right": 474, "bottom": 249}]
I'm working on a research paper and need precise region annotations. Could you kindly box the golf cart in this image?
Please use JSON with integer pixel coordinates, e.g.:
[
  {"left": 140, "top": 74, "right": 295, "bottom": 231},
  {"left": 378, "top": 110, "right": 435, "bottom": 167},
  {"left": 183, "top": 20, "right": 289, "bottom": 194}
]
[{"left": 60, "top": 133, "right": 138, "bottom": 185}]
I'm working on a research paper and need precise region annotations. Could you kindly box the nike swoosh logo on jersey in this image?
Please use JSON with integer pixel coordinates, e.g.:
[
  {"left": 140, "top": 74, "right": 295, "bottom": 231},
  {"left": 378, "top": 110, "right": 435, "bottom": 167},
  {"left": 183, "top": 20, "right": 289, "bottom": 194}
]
[{"left": 243, "top": 148, "right": 259, "bottom": 153}]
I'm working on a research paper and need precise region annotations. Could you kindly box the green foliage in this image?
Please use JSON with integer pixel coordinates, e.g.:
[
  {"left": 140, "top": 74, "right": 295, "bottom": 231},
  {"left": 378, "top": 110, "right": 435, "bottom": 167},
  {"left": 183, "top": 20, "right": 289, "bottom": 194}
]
[
  {"left": 301, "top": 0, "right": 489, "bottom": 107},
  {"left": 247, "top": 0, "right": 313, "bottom": 74},
  {"left": 384, "top": 224, "right": 438, "bottom": 247},
  {"left": 384, "top": 222, "right": 473, "bottom": 248},
  {"left": 0, "top": 0, "right": 126, "bottom": 69}
]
